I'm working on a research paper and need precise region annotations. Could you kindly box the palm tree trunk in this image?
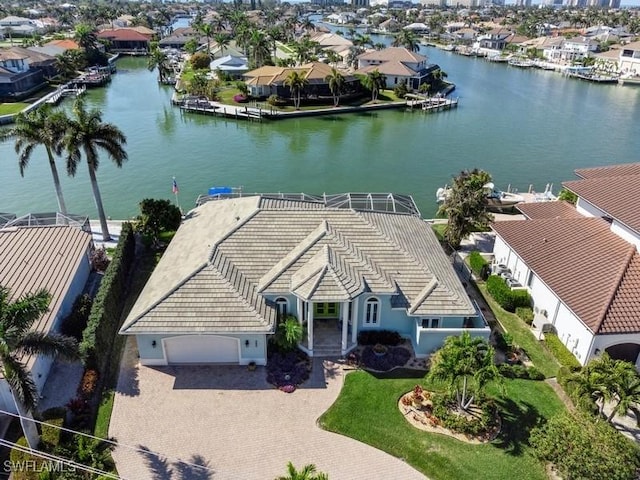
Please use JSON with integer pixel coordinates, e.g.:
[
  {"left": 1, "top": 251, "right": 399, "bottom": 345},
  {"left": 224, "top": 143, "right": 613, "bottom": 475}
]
[
  {"left": 88, "top": 163, "right": 111, "bottom": 242},
  {"left": 46, "top": 146, "right": 68, "bottom": 215}
]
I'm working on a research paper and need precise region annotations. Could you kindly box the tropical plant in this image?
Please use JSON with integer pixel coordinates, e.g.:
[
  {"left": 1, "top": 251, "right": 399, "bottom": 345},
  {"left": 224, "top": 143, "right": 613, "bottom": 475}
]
[
  {"left": 74, "top": 23, "right": 99, "bottom": 52},
  {"left": 213, "top": 32, "right": 230, "bottom": 58},
  {"left": 437, "top": 169, "right": 494, "bottom": 249},
  {"left": 196, "top": 22, "right": 215, "bottom": 54},
  {"left": 325, "top": 68, "right": 345, "bottom": 107},
  {"left": 184, "top": 38, "right": 199, "bottom": 55},
  {"left": 275, "top": 461, "right": 328, "bottom": 480},
  {"left": 557, "top": 188, "right": 578, "bottom": 204},
  {"left": 0, "top": 286, "right": 80, "bottom": 412},
  {"left": 134, "top": 198, "right": 182, "bottom": 242},
  {"left": 428, "top": 332, "right": 500, "bottom": 412},
  {"left": 64, "top": 99, "right": 128, "bottom": 243},
  {"left": 147, "top": 47, "right": 170, "bottom": 83},
  {"left": 284, "top": 70, "right": 308, "bottom": 110},
  {"left": 273, "top": 317, "right": 303, "bottom": 352},
  {"left": 190, "top": 51, "right": 211, "bottom": 70},
  {"left": 362, "top": 69, "right": 386, "bottom": 102},
  {"left": 248, "top": 29, "right": 272, "bottom": 68},
  {"left": 1, "top": 105, "right": 71, "bottom": 214},
  {"left": 393, "top": 29, "right": 420, "bottom": 52},
  {"left": 54, "top": 49, "right": 86, "bottom": 81}
]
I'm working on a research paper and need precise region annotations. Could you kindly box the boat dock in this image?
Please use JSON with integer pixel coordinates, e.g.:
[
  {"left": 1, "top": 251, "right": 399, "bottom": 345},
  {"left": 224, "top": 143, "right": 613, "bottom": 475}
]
[
  {"left": 406, "top": 95, "right": 459, "bottom": 113},
  {"left": 45, "top": 85, "right": 86, "bottom": 105}
]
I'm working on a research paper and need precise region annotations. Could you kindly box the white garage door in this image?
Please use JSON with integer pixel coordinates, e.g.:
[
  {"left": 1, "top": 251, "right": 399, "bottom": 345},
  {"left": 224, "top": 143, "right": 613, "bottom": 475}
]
[{"left": 164, "top": 336, "right": 240, "bottom": 364}]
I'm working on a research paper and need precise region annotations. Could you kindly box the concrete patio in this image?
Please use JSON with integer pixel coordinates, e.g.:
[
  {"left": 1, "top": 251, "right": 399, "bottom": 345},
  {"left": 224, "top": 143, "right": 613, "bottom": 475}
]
[{"left": 109, "top": 337, "right": 426, "bottom": 480}]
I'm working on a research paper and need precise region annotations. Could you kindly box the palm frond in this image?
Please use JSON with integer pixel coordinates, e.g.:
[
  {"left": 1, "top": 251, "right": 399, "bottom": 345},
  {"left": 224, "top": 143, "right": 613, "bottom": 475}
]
[
  {"left": 18, "top": 331, "right": 80, "bottom": 361},
  {"left": 1, "top": 354, "right": 38, "bottom": 410}
]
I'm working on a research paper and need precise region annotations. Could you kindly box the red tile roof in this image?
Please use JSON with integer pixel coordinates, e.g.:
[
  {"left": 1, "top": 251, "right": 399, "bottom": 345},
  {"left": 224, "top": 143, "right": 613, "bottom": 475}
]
[
  {"left": 97, "top": 28, "right": 150, "bottom": 42},
  {"left": 492, "top": 217, "right": 640, "bottom": 334},
  {"left": 574, "top": 162, "right": 640, "bottom": 179},
  {"left": 516, "top": 201, "right": 583, "bottom": 220},
  {"left": 563, "top": 174, "right": 640, "bottom": 234}
]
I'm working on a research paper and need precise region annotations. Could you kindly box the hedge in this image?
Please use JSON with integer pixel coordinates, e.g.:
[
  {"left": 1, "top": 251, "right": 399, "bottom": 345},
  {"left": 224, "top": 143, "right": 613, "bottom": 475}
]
[
  {"left": 468, "top": 251, "right": 489, "bottom": 279},
  {"left": 544, "top": 333, "right": 582, "bottom": 369},
  {"left": 80, "top": 222, "right": 136, "bottom": 375},
  {"left": 515, "top": 307, "right": 534, "bottom": 325},
  {"left": 10, "top": 437, "right": 44, "bottom": 480},
  {"left": 486, "top": 275, "right": 531, "bottom": 312}
]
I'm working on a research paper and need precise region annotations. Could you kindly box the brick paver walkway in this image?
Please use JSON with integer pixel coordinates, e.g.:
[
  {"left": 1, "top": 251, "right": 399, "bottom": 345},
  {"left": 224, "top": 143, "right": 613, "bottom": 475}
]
[{"left": 109, "top": 338, "right": 426, "bottom": 480}]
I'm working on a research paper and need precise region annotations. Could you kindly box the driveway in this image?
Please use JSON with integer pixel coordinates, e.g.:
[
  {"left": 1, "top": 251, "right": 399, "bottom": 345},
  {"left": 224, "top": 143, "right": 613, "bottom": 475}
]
[{"left": 109, "top": 338, "right": 426, "bottom": 480}]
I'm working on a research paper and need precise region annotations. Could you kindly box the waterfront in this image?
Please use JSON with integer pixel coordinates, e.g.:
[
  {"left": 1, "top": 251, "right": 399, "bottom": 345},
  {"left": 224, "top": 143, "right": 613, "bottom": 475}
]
[{"left": 1, "top": 47, "right": 639, "bottom": 220}]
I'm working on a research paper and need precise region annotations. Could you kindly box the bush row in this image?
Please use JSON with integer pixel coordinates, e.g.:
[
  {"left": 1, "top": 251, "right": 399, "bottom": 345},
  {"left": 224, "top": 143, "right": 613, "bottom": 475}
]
[
  {"left": 515, "top": 307, "right": 534, "bottom": 325},
  {"left": 468, "top": 251, "right": 489, "bottom": 279},
  {"left": 80, "top": 222, "right": 136, "bottom": 375},
  {"left": 544, "top": 333, "right": 582, "bottom": 369},
  {"left": 486, "top": 275, "right": 531, "bottom": 312}
]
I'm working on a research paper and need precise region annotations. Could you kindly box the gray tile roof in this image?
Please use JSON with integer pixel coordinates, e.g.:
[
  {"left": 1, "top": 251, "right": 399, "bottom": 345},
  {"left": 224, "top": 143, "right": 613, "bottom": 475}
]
[{"left": 121, "top": 196, "right": 475, "bottom": 335}]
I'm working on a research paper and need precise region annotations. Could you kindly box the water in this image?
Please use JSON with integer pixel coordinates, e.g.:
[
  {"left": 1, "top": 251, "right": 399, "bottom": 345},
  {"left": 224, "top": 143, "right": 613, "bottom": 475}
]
[{"left": 1, "top": 48, "right": 639, "bottom": 220}]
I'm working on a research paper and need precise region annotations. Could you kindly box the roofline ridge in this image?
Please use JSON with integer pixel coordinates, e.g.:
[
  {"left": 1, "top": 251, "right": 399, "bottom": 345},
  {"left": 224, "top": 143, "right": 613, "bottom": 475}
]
[
  {"left": 594, "top": 245, "right": 638, "bottom": 334},
  {"left": 207, "top": 205, "right": 261, "bottom": 263}
]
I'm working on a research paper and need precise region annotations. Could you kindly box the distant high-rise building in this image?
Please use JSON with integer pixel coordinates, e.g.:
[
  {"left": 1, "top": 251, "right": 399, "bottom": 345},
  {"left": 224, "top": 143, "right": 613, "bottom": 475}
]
[
  {"left": 515, "top": 0, "right": 532, "bottom": 6},
  {"left": 352, "top": 0, "right": 370, "bottom": 6}
]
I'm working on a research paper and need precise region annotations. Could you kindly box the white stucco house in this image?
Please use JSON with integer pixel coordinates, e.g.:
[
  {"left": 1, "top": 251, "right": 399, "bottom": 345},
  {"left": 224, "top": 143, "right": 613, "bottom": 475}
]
[
  {"left": 0, "top": 215, "right": 93, "bottom": 414},
  {"left": 619, "top": 41, "right": 640, "bottom": 78},
  {"left": 491, "top": 163, "right": 640, "bottom": 367},
  {"left": 357, "top": 47, "right": 440, "bottom": 89},
  {"left": 121, "top": 194, "right": 490, "bottom": 366}
]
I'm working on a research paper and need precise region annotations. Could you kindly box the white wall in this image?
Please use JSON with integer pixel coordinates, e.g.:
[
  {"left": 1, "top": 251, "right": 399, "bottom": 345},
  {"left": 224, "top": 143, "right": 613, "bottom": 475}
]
[
  {"left": 575, "top": 197, "right": 604, "bottom": 218},
  {"left": 553, "top": 302, "right": 593, "bottom": 365},
  {"left": 611, "top": 220, "right": 640, "bottom": 250}
]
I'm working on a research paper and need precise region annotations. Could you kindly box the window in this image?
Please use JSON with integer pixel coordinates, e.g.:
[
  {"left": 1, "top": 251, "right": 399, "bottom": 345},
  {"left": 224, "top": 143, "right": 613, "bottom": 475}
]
[
  {"left": 327, "top": 303, "right": 337, "bottom": 315},
  {"left": 275, "top": 297, "right": 288, "bottom": 319},
  {"left": 316, "top": 303, "right": 325, "bottom": 314},
  {"left": 421, "top": 318, "right": 440, "bottom": 328},
  {"left": 365, "top": 298, "right": 379, "bottom": 325}
]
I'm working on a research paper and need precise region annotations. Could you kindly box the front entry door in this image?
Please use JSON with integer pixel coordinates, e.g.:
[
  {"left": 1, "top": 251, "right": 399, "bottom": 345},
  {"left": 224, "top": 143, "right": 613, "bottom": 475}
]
[{"left": 314, "top": 302, "right": 340, "bottom": 319}]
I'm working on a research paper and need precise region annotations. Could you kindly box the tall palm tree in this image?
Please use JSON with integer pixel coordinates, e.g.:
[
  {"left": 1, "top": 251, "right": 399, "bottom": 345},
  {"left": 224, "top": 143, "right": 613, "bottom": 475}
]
[
  {"left": 74, "top": 23, "right": 99, "bottom": 53},
  {"left": 364, "top": 69, "right": 386, "bottom": 102},
  {"left": 392, "top": 30, "right": 419, "bottom": 52},
  {"left": 65, "top": 99, "right": 128, "bottom": 242},
  {"left": 148, "top": 47, "right": 170, "bottom": 83},
  {"left": 197, "top": 23, "right": 215, "bottom": 55},
  {"left": 1, "top": 105, "right": 71, "bottom": 214},
  {"left": 55, "top": 49, "right": 86, "bottom": 81},
  {"left": 213, "top": 32, "right": 230, "bottom": 58},
  {"left": 284, "top": 70, "right": 308, "bottom": 110},
  {"left": 248, "top": 29, "right": 272, "bottom": 68},
  {"left": 325, "top": 68, "right": 345, "bottom": 107},
  {"left": 0, "top": 286, "right": 79, "bottom": 412}
]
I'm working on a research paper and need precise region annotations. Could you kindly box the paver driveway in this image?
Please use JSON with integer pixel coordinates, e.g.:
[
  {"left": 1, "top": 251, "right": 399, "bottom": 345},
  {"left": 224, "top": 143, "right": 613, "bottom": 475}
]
[{"left": 110, "top": 338, "right": 426, "bottom": 480}]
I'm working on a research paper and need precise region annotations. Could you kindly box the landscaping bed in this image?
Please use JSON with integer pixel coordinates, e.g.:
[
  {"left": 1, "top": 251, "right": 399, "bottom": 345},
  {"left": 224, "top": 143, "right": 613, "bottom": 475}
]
[{"left": 266, "top": 350, "right": 311, "bottom": 393}]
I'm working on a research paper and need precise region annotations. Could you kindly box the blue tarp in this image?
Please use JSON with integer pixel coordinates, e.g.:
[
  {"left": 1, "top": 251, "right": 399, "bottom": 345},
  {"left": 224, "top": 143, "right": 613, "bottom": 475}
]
[{"left": 208, "top": 186, "right": 233, "bottom": 195}]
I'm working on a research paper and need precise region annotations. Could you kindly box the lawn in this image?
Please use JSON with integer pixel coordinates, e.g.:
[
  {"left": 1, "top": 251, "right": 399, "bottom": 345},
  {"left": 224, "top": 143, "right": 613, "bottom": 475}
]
[
  {"left": 475, "top": 283, "right": 560, "bottom": 378},
  {"left": 0, "top": 103, "right": 28, "bottom": 115},
  {"left": 319, "top": 372, "right": 565, "bottom": 480}
]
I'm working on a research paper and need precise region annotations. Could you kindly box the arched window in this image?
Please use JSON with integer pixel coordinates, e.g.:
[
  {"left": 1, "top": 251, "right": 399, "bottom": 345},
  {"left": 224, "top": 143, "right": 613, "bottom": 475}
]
[
  {"left": 365, "top": 298, "right": 379, "bottom": 325},
  {"left": 275, "top": 297, "right": 288, "bottom": 319}
]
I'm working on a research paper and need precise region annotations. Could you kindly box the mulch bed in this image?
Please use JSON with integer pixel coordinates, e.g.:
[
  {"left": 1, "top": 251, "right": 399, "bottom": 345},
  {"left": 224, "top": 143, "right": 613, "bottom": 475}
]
[{"left": 266, "top": 350, "right": 311, "bottom": 393}]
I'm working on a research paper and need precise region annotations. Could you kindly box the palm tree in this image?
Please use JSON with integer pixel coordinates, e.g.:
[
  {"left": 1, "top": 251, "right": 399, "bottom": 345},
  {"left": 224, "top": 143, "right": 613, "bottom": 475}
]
[
  {"left": 276, "top": 462, "right": 328, "bottom": 480},
  {"left": 197, "top": 23, "right": 215, "bottom": 55},
  {"left": 428, "top": 332, "right": 500, "bottom": 412},
  {"left": 74, "top": 23, "right": 99, "bottom": 53},
  {"left": 393, "top": 30, "right": 419, "bottom": 52},
  {"left": 148, "top": 47, "right": 170, "bottom": 83},
  {"left": 284, "top": 70, "right": 308, "bottom": 110},
  {"left": 1, "top": 106, "right": 71, "bottom": 214},
  {"left": 363, "top": 69, "right": 386, "bottom": 102},
  {"left": 248, "top": 29, "right": 272, "bottom": 68},
  {"left": 325, "top": 68, "right": 345, "bottom": 107},
  {"left": 65, "top": 99, "right": 128, "bottom": 242},
  {"left": 55, "top": 49, "right": 86, "bottom": 81},
  {"left": 609, "top": 367, "right": 640, "bottom": 422},
  {"left": 0, "top": 286, "right": 80, "bottom": 412},
  {"left": 213, "top": 32, "right": 230, "bottom": 58}
]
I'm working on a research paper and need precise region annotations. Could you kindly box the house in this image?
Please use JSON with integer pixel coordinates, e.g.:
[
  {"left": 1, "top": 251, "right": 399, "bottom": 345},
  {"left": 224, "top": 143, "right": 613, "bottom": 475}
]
[
  {"left": 97, "top": 28, "right": 151, "bottom": 54},
  {"left": 491, "top": 163, "right": 640, "bottom": 367},
  {"left": 0, "top": 16, "right": 40, "bottom": 36},
  {"left": 549, "top": 37, "right": 599, "bottom": 64},
  {"left": 0, "top": 216, "right": 93, "bottom": 414},
  {"left": 357, "top": 47, "right": 439, "bottom": 89},
  {"left": 243, "top": 62, "right": 360, "bottom": 100},
  {"left": 210, "top": 55, "right": 248, "bottom": 79},
  {"left": 28, "top": 39, "right": 80, "bottom": 58},
  {"left": 477, "top": 28, "right": 514, "bottom": 51},
  {"left": 120, "top": 194, "right": 490, "bottom": 366},
  {"left": 0, "top": 47, "right": 52, "bottom": 100},
  {"left": 619, "top": 41, "right": 640, "bottom": 77}
]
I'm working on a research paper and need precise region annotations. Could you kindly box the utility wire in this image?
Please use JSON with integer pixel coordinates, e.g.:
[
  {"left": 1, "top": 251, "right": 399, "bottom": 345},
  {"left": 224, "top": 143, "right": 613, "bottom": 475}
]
[{"left": 0, "top": 409, "right": 215, "bottom": 475}]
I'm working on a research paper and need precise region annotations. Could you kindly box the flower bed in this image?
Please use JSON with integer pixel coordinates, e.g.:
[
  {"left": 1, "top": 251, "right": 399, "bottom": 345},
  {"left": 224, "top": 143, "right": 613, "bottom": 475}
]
[
  {"left": 361, "top": 345, "right": 411, "bottom": 371},
  {"left": 266, "top": 351, "right": 311, "bottom": 393},
  {"left": 233, "top": 94, "right": 249, "bottom": 103}
]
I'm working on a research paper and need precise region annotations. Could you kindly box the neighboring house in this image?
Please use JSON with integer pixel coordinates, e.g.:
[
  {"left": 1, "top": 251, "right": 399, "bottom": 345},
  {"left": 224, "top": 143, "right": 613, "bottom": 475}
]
[
  {"left": 357, "top": 47, "right": 439, "bottom": 89},
  {"left": 121, "top": 194, "right": 489, "bottom": 366},
  {"left": 243, "top": 62, "right": 360, "bottom": 100},
  {"left": 378, "top": 18, "right": 401, "bottom": 33},
  {"left": 0, "top": 216, "right": 93, "bottom": 414},
  {"left": 540, "top": 36, "right": 566, "bottom": 62},
  {"left": 28, "top": 39, "right": 80, "bottom": 58},
  {"left": 210, "top": 55, "right": 248, "bottom": 79},
  {"left": 619, "top": 41, "right": 640, "bottom": 77},
  {"left": 491, "top": 163, "right": 640, "bottom": 367},
  {"left": 454, "top": 27, "right": 478, "bottom": 43},
  {"left": 551, "top": 37, "right": 599, "bottom": 64},
  {"left": 0, "top": 47, "right": 55, "bottom": 100},
  {"left": 97, "top": 28, "right": 151, "bottom": 53},
  {"left": 158, "top": 34, "right": 206, "bottom": 50},
  {"left": 477, "top": 28, "right": 513, "bottom": 51},
  {"left": 0, "top": 16, "right": 40, "bottom": 36}
]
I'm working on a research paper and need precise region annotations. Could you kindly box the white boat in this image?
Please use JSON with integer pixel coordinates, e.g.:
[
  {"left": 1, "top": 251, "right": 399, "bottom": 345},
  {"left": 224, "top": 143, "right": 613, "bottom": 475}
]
[
  {"left": 436, "top": 182, "right": 525, "bottom": 210},
  {"left": 508, "top": 58, "right": 535, "bottom": 68}
]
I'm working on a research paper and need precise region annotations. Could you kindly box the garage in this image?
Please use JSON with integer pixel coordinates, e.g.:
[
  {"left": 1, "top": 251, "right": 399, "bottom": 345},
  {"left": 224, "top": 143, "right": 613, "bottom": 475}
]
[{"left": 164, "top": 335, "right": 240, "bottom": 364}]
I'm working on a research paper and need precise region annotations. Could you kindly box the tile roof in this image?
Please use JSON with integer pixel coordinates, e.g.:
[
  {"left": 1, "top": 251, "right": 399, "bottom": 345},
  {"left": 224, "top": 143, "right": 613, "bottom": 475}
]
[
  {"left": 0, "top": 225, "right": 92, "bottom": 335},
  {"left": 563, "top": 174, "right": 640, "bottom": 234},
  {"left": 358, "top": 61, "right": 417, "bottom": 77},
  {"left": 121, "top": 196, "right": 475, "bottom": 335},
  {"left": 492, "top": 217, "right": 640, "bottom": 334},
  {"left": 574, "top": 162, "right": 640, "bottom": 179},
  {"left": 358, "top": 47, "right": 427, "bottom": 64},
  {"left": 516, "top": 201, "right": 583, "bottom": 220},
  {"left": 244, "top": 62, "right": 354, "bottom": 86},
  {"left": 97, "top": 28, "right": 150, "bottom": 42}
]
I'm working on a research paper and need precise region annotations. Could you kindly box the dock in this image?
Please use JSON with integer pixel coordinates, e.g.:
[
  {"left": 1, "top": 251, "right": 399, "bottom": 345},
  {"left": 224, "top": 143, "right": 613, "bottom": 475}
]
[
  {"left": 45, "top": 85, "right": 86, "bottom": 105},
  {"left": 406, "top": 95, "right": 459, "bottom": 113}
]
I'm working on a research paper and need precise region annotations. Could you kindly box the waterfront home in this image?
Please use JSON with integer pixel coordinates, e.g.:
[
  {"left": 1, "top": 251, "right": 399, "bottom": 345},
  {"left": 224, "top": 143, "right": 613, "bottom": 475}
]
[
  {"left": 547, "top": 37, "right": 598, "bottom": 64},
  {"left": 97, "top": 28, "right": 151, "bottom": 54},
  {"left": 491, "top": 163, "right": 640, "bottom": 367},
  {"left": 0, "top": 16, "right": 40, "bottom": 36},
  {"left": 0, "top": 47, "right": 54, "bottom": 100},
  {"left": 357, "top": 47, "right": 439, "bottom": 89},
  {"left": 28, "top": 39, "right": 80, "bottom": 58},
  {"left": 210, "top": 55, "right": 248, "bottom": 79},
  {"left": 309, "top": 32, "right": 354, "bottom": 65},
  {"left": 0, "top": 215, "right": 93, "bottom": 414},
  {"left": 477, "top": 28, "right": 514, "bottom": 51},
  {"left": 619, "top": 41, "right": 640, "bottom": 77},
  {"left": 121, "top": 194, "right": 489, "bottom": 366},
  {"left": 243, "top": 62, "right": 360, "bottom": 101}
]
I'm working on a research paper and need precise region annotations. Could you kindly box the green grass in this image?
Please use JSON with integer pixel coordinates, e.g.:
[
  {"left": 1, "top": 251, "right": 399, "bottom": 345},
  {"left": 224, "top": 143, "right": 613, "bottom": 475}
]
[
  {"left": 0, "top": 103, "right": 28, "bottom": 115},
  {"left": 94, "top": 390, "right": 115, "bottom": 439},
  {"left": 320, "top": 372, "right": 565, "bottom": 480},
  {"left": 431, "top": 223, "right": 447, "bottom": 241},
  {"left": 476, "top": 283, "right": 559, "bottom": 378}
]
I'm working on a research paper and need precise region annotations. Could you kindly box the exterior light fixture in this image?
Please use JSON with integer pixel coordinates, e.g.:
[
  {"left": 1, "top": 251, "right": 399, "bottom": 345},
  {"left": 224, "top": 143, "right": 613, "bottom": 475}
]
[
  {"left": 245, "top": 340, "right": 250, "bottom": 347},
  {"left": 152, "top": 340, "right": 157, "bottom": 348}
]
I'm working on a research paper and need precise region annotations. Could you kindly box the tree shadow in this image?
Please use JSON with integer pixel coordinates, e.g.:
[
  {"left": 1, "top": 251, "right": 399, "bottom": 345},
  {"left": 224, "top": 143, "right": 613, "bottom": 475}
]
[
  {"left": 366, "top": 368, "right": 427, "bottom": 380},
  {"left": 173, "top": 454, "right": 215, "bottom": 480},
  {"left": 139, "top": 445, "right": 174, "bottom": 480},
  {"left": 493, "top": 397, "right": 542, "bottom": 456},
  {"left": 139, "top": 446, "right": 215, "bottom": 480}
]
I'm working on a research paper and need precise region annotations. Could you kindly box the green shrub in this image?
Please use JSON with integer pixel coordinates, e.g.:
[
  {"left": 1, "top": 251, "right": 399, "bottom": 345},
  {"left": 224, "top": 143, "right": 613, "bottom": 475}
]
[
  {"left": 267, "top": 94, "right": 287, "bottom": 106},
  {"left": 468, "top": 251, "right": 489, "bottom": 279},
  {"left": 486, "top": 275, "right": 531, "bottom": 312},
  {"left": 272, "top": 316, "right": 303, "bottom": 352},
  {"left": 40, "top": 417, "right": 64, "bottom": 448},
  {"left": 393, "top": 81, "right": 408, "bottom": 98},
  {"left": 60, "top": 293, "right": 93, "bottom": 340},
  {"left": 544, "top": 333, "right": 581, "bottom": 369},
  {"left": 190, "top": 51, "right": 211, "bottom": 70},
  {"left": 515, "top": 307, "right": 534, "bottom": 325},
  {"left": 80, "top": 222, "right": 136, "bottom": 375},
  {"left": 10, "top": 437, "right": 44, "bottom": 480}
]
